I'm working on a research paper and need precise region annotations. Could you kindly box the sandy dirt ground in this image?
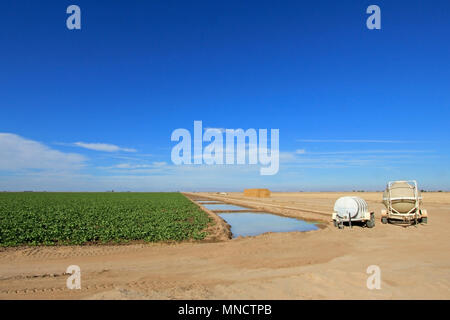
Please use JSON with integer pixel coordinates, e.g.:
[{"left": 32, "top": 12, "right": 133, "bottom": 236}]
[{"left": 1, "top": 192, "right": 449, "bottom": 300}]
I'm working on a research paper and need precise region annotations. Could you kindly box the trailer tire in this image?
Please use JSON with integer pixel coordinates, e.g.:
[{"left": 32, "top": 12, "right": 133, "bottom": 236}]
[
  {"left": 381, "top": 217, "right": 388, "bottom": 224},
  {"left": 421, "top": 217, "right": 427, "bottom": 224},
  {"left": 333, "top": 220, "right": 338, "bottom": 228},
  {"left": 366, "top": 213, "right": 375, "bottom": 228}
]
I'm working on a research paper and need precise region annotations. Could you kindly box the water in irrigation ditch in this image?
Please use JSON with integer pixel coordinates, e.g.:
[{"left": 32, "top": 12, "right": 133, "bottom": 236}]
[{"left": 197, "top": 201, "right": 318, "bottom": 238}]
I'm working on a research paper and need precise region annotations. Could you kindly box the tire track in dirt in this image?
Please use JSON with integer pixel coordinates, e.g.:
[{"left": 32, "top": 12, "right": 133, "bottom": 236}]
[
  {"left": 0, "top": 244, "right": 153, "bottom": 262},
  {"left": 0, "top": 278, "right": 231, "bottom": 299}
]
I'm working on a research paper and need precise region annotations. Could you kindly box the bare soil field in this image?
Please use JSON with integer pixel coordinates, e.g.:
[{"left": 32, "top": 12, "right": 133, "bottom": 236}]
[{"left": 1, "top": 192, "right": 449, "bottom": 300}]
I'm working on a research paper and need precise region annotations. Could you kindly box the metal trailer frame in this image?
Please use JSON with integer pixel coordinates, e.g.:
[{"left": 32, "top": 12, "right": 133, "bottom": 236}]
[
  {"left": 332, "top": 199, "right": 375, "bottom": 229},
  {"left": 381, "top": 180, "right": 428, "bottom": 225}
]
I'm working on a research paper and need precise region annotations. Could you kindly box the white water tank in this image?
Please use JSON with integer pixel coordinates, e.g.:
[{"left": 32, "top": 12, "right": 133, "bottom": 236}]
[
  {"left": 334, "top": 196, "right": 368, "bottom": 219},
  {"left": 382, "top": 181, "right": 421, "bottom": 213}
]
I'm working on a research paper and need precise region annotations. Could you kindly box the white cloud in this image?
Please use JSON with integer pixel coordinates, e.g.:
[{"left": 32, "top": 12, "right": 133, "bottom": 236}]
[
  {"left": 279, "top": 148, "right": 436, "bottom": 169},
  {"left": 152, "top": 161, "right": 167, "bottom": 167},
  {"left": 296, "top": 149, "right": 433, "bottom": 155},
  {"left": 74, "top": 142, "right": 136, "bottom": 153},
  {"left": 0, "top": 164, "right": 263, "bottom": 191},
  {"left": 297, "top": 139, "right": 418, "bottom": 143},
  {"left": 107, "top": 162, "right": 168, "bottom": 170},
  {"left": 0, "top": 133, "right": 86, "bottom": 171},
  {"left": 114, "top": 163, "right": 144, "bottom": 169}
]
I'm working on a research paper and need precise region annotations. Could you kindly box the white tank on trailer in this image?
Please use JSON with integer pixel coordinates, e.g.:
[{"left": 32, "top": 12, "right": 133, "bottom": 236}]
[
  {"left": 332, "top": 196, "right": 374, "bottom": 228},
  {"left": 381, "top": 180, "right": 427, "bottom": 224},
  {"left": 382, "top": 181, "right": 422, "bottom": 213},
  {"left": 334, "top": 196, "right": 368, "bottom": 219}
]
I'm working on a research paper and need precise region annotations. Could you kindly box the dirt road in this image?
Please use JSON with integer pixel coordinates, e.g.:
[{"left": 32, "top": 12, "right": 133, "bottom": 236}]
[{"left": 1, "top": 192, "right": 449, "bottom": 299}]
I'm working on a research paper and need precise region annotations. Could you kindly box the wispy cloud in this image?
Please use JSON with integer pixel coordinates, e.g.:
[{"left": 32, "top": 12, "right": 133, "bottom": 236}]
[
  {"left": 0, "top": 133, "right": 86, "bottom": 171},
  {"left": 106, "top": 162, "right": 168, "bottom": 169},
  {"left": 295, "top": 149, "right": 433, "bottom": 155},
  {"left": 297, "top": 139, "right": 418, "bottom": 143},
  {"left": 278, "top": 147, "right": 438, "bottom": 169},
  {"left": 73, "top": 142, "right": 136, "bottom": 153}
]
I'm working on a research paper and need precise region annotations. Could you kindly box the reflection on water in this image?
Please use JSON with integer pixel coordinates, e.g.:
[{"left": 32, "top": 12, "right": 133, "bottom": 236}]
[
  {"left": 196, "top": 200, "right": 319, "bottom": 238},
  {"left": 219, "top": 212, "right": 318, "bottom": 238},
  {"left": 219, "top": 212, "right": 319, "bottom": 238}
]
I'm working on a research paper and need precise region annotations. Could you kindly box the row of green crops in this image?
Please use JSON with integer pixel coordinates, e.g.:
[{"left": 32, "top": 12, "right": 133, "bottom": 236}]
[{"left": 0, "top": 192, "right": 211, "bottom": 246}]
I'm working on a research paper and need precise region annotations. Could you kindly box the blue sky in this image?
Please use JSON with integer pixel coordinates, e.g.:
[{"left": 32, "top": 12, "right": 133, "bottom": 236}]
[{"left": 0, "top": 0, "right": 449, "bottom": 191}]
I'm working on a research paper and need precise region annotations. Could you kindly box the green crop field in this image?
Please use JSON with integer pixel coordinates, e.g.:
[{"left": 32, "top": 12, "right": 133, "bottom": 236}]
[{"left": 0, "top": 192, "right": 211, "bottom": 246}]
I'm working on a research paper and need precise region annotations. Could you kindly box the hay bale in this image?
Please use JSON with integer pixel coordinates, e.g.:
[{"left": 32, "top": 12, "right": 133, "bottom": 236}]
[{"left": 243, "top": 188, "right": 271, "bottom": 198}]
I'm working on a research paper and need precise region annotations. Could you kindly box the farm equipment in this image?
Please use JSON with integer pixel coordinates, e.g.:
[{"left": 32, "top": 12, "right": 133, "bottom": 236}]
[
  {"left": 332, "top": 196, "right": 375, "bottom": 229},
  {"left": 381, "top": 180, "right": 427, "bottom": 225}
]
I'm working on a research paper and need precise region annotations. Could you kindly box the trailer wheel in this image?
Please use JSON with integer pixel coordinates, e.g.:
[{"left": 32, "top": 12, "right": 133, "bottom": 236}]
[
  {"left": 421, "top": 217, "right": 427, "bottom": 224},
  {"left": 381, "top": 217, "right": 388, "bottom": 224},
  {"left": 333, "top": 220, "right": 338, "bottom": 227},
  {"left": 366, "top": 213, "right": 375, "bottom": 228}
]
